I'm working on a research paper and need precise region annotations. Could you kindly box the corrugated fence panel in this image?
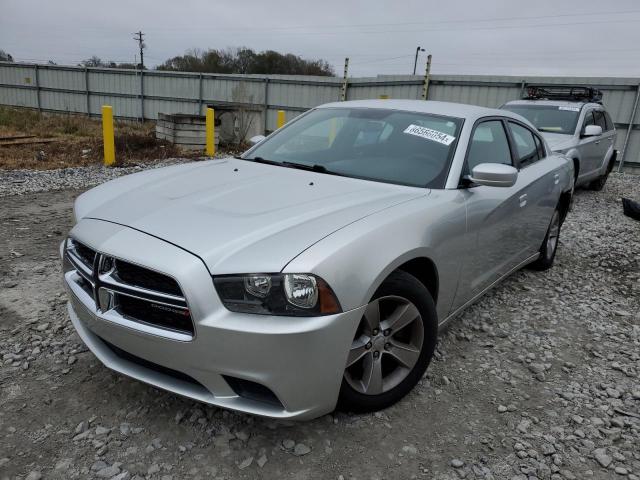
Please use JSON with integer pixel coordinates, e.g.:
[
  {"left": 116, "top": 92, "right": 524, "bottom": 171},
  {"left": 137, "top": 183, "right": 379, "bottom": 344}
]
[
  {"left": 89, "top": 70, "right": 139, "bottom": 95},
  {"left": 0, "top": 86, "right": 36, "bottom": 108},
  {"left": 38, "top": 68, "right": 85, "bottom": 91},
  {"left": 144, "top": 73, "right": 198, "bottom": 101},
  {"left": 1, "top": 64, "right": 639, "bottom": 164},
  {"left": 89, "top": 94, "right": 139, "bottom": 119},
  {"left": 0, "top": 64, "right": 35, "bottom": 86},
  {"left": 40, "top": 90, "right": 86, "bottom": 113}
]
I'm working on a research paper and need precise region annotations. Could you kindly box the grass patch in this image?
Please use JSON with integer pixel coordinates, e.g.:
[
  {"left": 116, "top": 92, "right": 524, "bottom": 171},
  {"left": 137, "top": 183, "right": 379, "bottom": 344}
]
[{"left": 0, "top": 106, "right": 201, "bottom": 170}]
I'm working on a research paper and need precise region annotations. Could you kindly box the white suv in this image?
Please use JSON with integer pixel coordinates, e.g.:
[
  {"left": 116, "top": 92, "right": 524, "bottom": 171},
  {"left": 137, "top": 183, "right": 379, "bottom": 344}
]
[{"left": 502, "top": 86, "right": 617, "bottom": 190}]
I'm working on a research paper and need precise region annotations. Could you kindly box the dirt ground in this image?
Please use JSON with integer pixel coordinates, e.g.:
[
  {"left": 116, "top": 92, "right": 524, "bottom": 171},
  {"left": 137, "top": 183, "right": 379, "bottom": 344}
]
[
  {"left": 0, "top": 173, "right": 639, "bottom": 480},
  {"left": 0, "top": 107, "right": 202, "bottom": 170}
]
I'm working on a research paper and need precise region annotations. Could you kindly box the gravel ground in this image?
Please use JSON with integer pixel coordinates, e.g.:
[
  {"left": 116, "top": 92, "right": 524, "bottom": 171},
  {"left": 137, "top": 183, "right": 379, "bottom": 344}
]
[{"left": 0, "top": 166, "right": 639, "bottom": 480}]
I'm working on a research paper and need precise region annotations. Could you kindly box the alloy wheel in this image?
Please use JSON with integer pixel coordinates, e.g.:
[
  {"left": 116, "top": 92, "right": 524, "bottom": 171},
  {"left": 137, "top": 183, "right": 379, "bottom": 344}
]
[{"left": 344, "top": 295, "right": 424, "bottom": 395}]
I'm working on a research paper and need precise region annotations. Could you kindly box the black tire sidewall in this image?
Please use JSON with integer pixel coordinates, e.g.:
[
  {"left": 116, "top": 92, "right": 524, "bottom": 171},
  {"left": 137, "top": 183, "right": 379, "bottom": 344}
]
[
  {"left": 529, "top": 208, "right": 561, "bottom": 271},
  {"left": 338, "top": 270, "right": 438, "bottom": 413}
]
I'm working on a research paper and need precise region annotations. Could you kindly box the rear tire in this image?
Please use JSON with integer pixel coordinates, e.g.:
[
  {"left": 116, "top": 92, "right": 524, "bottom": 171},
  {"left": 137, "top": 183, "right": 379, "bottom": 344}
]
[
  {"left": 338, "top": 270, "right": 438, "bottom": 413},
  {"left": 528, "top": 208, "right": 561, "bottom": 271},
  {"left": 588, "top": 156, "right": 615, "bottom": 191}
]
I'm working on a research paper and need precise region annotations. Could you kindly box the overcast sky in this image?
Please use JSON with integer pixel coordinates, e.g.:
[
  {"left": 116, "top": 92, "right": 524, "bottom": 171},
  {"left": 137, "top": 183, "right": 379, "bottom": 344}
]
[{"left": 2, "top": 0, "right": 640, "bottom": 77}]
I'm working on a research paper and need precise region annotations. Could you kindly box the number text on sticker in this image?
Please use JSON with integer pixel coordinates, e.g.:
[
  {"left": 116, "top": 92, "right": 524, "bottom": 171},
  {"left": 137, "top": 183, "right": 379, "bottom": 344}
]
[{"left": 403, "top": 125, "right": 456, "bottom": 146}]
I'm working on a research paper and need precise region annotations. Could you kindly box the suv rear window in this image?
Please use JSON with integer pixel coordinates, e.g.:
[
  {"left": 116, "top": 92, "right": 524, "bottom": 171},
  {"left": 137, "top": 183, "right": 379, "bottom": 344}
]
[{"left": 502, "top": 104, "right": 581, "bottom": 135}]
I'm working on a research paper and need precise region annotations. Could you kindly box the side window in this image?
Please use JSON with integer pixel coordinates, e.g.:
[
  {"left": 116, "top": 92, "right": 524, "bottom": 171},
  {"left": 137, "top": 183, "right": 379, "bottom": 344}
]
[
  {"left": 509, "top": 122, "right": 540, "bottom": 166},
  {"left": 582, "top": 111, "right": 595, "bottom": 132},
  {"left": 604, "top": 111, "right": 614, "bottom": 131},
  {"left": 466, "top": 120, "right": 512, "bottom": 173},
  {"left": 534, "top": 135, "right": 546, "bottom": 159},
  {"left": 593, "top": 111, "right": 607, "bottom": 131}
]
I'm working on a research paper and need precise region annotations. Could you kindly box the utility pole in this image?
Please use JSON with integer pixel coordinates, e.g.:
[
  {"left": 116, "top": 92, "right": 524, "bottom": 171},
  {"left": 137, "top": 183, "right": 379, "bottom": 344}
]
[
  {"left": 413, "top": 46, "right": 425, "bottom": 75},
  {"left": 133, "top": 31, "right": 145, "bottom": 69}
]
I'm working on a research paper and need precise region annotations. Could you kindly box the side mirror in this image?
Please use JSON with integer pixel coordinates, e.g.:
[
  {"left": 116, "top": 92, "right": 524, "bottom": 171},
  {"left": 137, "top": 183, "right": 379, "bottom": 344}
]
[
  {"left": 249, "top": 135, "right": 266, "bottom": 146},
  {"left": 582, "top": 125, "right": 602, "bottom": 137},
  {"left": 469, "top": 163, "right": 518, "bottom": 188}
]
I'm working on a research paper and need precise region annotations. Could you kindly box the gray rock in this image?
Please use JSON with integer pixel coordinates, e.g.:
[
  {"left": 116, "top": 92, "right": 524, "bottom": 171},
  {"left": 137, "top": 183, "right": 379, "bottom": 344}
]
[
  {"left": 96, "top": 465, "right": 121, "bottom": 478},
  {"left": 282, "top": 439, "right": 295, "bottom": 450},
  {"left": 593, "top": 449, "right": 612, "bottom": 468},
  {"left": 238, "top": 457, "right": 253, "bottom": 469},
  {"left": 451, "top": 459, "right": 464, "bottom": 468},
  {"left": 293, "top": 443, "right": 312, "bottom": 456}
]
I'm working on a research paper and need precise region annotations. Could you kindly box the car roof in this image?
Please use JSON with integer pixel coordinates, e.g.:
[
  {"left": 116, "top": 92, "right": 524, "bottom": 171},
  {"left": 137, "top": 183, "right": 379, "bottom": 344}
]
[
  {"left": 317, "top": 99, "right": 523, "bottom": 122},
  {"left": 504, "top": 99, "right": 604, "bottom": 109}
]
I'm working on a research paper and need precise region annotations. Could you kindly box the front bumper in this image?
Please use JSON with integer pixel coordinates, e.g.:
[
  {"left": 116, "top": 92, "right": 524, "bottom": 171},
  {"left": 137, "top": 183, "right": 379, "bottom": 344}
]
[{"left": 62, "top": 218, "right": 364, "bottom": 420}]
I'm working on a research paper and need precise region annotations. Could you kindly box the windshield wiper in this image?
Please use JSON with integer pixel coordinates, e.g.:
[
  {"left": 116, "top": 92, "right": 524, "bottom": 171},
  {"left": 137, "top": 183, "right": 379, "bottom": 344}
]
[
  {"left": 282, "top": 161, "right": 338, "bottom": 175},
  {"left": 247, "top": 156, "right": 282, "bottom": 166}
]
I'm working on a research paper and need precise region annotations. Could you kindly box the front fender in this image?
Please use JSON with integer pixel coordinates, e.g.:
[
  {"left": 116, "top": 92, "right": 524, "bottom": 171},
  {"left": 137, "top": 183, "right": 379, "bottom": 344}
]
[{"left": 283, "top": 190, "right": 468, "bottom": 321}]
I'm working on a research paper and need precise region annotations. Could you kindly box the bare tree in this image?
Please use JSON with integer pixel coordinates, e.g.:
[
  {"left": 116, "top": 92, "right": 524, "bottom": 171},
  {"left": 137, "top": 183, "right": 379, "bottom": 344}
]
[{"left": 230, "top": 82, "right": 256, "bottom": 146}]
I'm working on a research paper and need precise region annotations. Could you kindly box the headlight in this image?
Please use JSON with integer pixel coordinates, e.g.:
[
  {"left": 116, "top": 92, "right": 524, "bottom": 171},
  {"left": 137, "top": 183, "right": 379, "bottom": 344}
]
[{"left": 213, "top": 273, "right": 341, "bottom": 316}]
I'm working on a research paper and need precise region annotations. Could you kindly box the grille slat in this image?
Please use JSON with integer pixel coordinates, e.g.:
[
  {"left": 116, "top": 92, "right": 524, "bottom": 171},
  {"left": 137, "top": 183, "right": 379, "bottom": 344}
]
[
  {"left": 65, "top": 239, "right": 194, "bottom": 337},
  {"left": 114, "top": 260, "right": 183, "bottom": 297}
]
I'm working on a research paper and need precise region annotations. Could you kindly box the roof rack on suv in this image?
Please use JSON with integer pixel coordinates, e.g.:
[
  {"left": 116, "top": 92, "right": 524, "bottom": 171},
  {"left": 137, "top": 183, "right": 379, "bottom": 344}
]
[{"left": 524, "top": 85, "right": 603, "bottom": 104}]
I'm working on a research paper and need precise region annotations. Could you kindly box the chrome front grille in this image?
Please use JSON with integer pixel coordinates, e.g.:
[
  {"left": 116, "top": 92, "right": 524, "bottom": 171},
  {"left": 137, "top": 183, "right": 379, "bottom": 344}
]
[{"left": 65, "top": 238, "right": 194, "bottom": 338}]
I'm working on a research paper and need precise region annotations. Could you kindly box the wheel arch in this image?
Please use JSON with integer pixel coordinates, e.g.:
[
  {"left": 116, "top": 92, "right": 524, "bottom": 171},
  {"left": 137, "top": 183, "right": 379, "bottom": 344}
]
[{"left": 367, "top": 255, "right": 440, "bottom": 307}]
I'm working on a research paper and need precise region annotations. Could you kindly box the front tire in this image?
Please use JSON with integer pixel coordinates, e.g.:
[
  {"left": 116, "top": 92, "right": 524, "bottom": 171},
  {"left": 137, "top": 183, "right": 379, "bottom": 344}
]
[
  {"left": 338, "top": 270, "right": 438, "bottom": 413},
  {"left": 528, "top": 208, "right": 561, "bottom": 271}
]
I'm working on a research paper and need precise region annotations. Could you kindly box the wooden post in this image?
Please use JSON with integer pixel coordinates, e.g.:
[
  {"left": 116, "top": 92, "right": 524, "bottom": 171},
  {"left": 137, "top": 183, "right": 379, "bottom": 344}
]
[
  {"left": 421, "top": 54, "right": 432, "bottom": 100},
  {"left": 102, "top": 105, "right": 115, "bottom": 166},
  {"left": 340, "top": 57, "right": 349, "bottom": 101}
]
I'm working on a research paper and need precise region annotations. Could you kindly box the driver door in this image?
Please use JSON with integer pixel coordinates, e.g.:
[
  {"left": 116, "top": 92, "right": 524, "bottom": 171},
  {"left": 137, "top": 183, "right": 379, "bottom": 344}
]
[{"left": 452, "top": 119, "right": 531, "bottom": 309}]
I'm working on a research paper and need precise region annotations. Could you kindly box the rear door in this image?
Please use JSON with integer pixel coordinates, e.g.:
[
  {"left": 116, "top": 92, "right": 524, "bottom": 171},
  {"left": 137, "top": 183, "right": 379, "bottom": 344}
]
[
  {"left": 453, "top": 118, "right": 532, "bottom": 308},
  {"left": 576, "top": 109, "right": 601, "bottom": 178},
  {"left": 507, "top": 121, "right": 559, "bottom": 254},
  {"left": 593, "top": 110, "right": 613, "bottom": 170}
]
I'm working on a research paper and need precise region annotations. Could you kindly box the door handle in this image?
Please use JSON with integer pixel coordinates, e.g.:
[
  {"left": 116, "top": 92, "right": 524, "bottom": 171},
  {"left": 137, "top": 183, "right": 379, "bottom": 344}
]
[
  {"left": 553, "top": 173, "right": 560, "bottom": 185},
  {"left": 595, "top": 140, "right": 601, "bottom": 144},
  {"left": 519, "top": 194, "right": 527, "bottom": 207}
]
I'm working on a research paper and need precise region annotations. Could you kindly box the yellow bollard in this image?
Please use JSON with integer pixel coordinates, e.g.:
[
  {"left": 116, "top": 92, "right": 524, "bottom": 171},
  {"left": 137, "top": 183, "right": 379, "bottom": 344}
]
[
  {"left": 206, "top": 107, "right": 215, "bottom": 156},
  {"left": 102, "top": 105, "right": 115, "bottom": 167},
  {"left": 277, "top": 110, "right": 286, "bottom": 129}
]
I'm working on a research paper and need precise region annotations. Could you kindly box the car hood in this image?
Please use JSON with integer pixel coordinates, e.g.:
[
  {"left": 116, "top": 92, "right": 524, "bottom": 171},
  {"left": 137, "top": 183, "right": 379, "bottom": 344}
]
[
  {"left": 77, "top": 158, "right": 427, "bottom": 273},
  {"left": 541, "top": 132, "right": 575, "bottom": 152}
]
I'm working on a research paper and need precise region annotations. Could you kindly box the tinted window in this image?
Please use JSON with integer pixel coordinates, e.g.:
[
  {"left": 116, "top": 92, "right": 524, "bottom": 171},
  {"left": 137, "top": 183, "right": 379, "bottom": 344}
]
[
  {"left": 583, "top": 111, "right": 595, "bottom": 130},
  {"left": 466, "top": 120, "right": 512, "bottom": 173},
  {"left": 593, "top": 111, "right": 607, "bottom": 131},
  {"left": 246, "top": 108, "right": 463, "bottom": 188},
  {"left": 534, "top": 135, "right": 546, "bottom": 159},
  {"left": 603, "top": 111, "right": 614, "bottom": 131},
  {"left": 509, "top": 122, "right": 540, "bottom": 166},
  {"left": 502, "top": 104, "right": 580, "bottom": 134}
]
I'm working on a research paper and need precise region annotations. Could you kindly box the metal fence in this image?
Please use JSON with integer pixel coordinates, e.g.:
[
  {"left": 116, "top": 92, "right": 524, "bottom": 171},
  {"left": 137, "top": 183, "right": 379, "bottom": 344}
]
[{"left": 1, "top": 62, "right": 639, "bottom": 166}]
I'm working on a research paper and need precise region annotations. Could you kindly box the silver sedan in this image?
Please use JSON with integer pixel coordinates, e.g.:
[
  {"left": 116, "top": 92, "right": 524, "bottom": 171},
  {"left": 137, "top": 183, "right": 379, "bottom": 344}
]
[{"left": 61, "top": 100, "right": 574, "bottom": 420}]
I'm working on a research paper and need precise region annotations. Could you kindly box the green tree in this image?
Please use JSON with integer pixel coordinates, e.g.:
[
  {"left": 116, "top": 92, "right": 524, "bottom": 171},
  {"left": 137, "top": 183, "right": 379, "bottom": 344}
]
[{"left": 157, "top": 47, "right": 334, "bottom": 76}]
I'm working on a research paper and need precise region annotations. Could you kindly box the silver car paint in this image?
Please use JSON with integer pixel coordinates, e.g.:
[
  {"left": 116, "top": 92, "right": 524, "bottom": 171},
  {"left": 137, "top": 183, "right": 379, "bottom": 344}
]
[
  {"left": 63, "top": 99, "right": 573, "bottom": 419},
  {"left": 502, "top": 99, "right": 617, "bottom": 186}
]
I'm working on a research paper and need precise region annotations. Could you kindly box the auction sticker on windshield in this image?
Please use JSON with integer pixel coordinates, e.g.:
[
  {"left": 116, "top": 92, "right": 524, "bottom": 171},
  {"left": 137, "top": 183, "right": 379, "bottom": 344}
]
[
  {"left": 403, "top": 125, "right": 456, "bottom": 145},
  {"left": 558, "top": 106, "right": 580, "bottom": 112}
]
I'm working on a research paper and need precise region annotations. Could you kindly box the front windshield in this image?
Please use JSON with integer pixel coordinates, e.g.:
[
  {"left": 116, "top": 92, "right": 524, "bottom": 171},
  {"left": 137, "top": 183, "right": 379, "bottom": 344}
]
[
  {"left": 243, "top": 107, "right": 463, "bottom": 188},
  {"left": 502, "top": 104, "right": 581, "bottom": 135}
]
